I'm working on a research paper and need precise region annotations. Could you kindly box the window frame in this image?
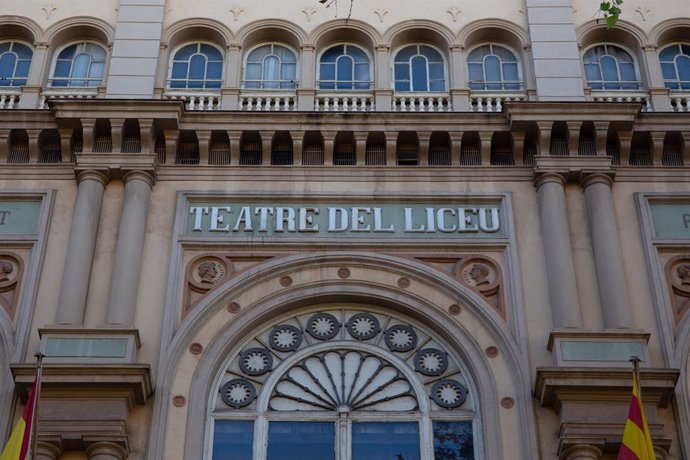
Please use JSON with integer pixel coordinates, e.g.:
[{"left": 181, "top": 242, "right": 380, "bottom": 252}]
[
  {"left": 316, "top": 43, "right": 373, "bottom": 91},
  {"left": 167, "top": 41, "right": 225, "bottom": 90},
  {"left": 391, "top": 43, "right": 448, "bottom": 93},
  {"left": 466, "top": 42, "right": 524, "bottom": 92},
  {"left": 582, "top": 42, "right": 643, "bottom": 91},
  {"left": 0, "top": 40, "right": 33, "bottom": 87},
  {"left": 48, "top": 40, "right": 108, "bottom": 88},
  {"left": 242, "top": 42, "right": 299, "bottom": 90},
  {"left": 658, "top": 42, "right": 690, "bottom": 91}
]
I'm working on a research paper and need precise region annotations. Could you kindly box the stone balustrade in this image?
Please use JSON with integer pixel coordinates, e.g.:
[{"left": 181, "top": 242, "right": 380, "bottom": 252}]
[
  {"left": 392, "top": 93, "right": 452, "bottom": 112},
  {"left": 670, "top": 94, "right": 690, "bottom": 112},
  {"left": 588, "top": 91, "right": 653, "bottom": 112},
  {"left": 39, "top": 88, "right": 99, "bottom": 109},
  {"left": 163, "top": 91, "right": 222, "bottom": 111},
  {"left": 470, "top": 94, "right": 528, "bottom": 112},
  {"left": 314, "top": 93, "right": 375, "bottom": 112},
  {"left": 240, "top": 93, "right": 296, "bottom": 111},
  {"left": 0, "top": 90, "right": 20, "bottom": 110}
]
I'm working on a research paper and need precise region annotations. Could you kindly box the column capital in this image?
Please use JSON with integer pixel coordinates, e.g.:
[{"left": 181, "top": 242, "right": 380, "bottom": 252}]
[
  {"left": 300, "top": 44, "right": 316, "bottom": 52},
  {"left": 581, "top": 172, "right": 613, "bottom": 189},
  {"left": 375, "top": 44, "right": 390, "bottom": 52},
  {"left": 76, "top": 169, "right": 109, "bottom": 186},
  {"left": 560, "top": 443, "right": 603, "bottom": 460},
  {"left": 122, "top": 170, "right": 155, "bottom": 187},
  {"left": 85, "top": 441, "right": 128, "bottom": 460},
  {"left": 36, "top": 440, "right": 63, "bottom": 460},
  {"left": 534, "top": 171, "right": 566, "bottom": 189}
]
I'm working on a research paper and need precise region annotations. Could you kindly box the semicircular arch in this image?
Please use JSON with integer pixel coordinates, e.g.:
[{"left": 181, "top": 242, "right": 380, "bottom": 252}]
[
  {"left": 153, "top": 252, "right": 537, "bottom": 460},
  {"left": 384, "top": 20, "right": 457, "bottom": 50},
  {"left": 43, "top": 16, "right": 114, "bottom": 46},
  {"left": 163, "top": 18, "right": 233, "bottom": 49},
  {"left": 309, "top": 19, "right": 382, "bottom": 51},
  {"left": 0, "top": 16, "right": 42, "bottom": 43},
  {"left": 649, "top": 19, "right": 690, "bottom": 47},
  {"left": 458, "top": 18, "right": 529, "bottom": 50},
  {"left": 235, "top": 19, "right": 307, "bottom": 51}
]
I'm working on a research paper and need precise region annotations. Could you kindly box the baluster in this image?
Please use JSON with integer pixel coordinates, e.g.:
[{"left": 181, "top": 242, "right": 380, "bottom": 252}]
[
  {"left": 283, "top": 97, "right": 290, "bottom": 111},
  {"left": 208, "top": 97, "right": 215, "bottom": 111},
  {"left": 254, "top": 97, "right": 262, "bottom": 111},
  {"left": 673, "top": 97, "right": 681, "bottom": 112},
  {"left": 324, "top": 97, "right": 331, "bottom": 112},
  {"left": 360, "top": 97, "right": 366, "bottom": 112},
  {"left": 419, "top": 97, "right": 427, "bottom": 112},
  {"left": 342, "top": 97, "right": 349, "bottom": 112},
  {"left": 314, "top": 99, "right": 320, "bottom": 111},
  {"left": 274, "top": 97, "right": 281, "bottom": 111},
  {"left": 424, "top": 96, "right": 432, "bottom": 112},
  {"left": 39, "top": 96, "right": 46, "bottom": 110},
  {"left": 645, "top": 98, "right": 653, "bottom": 112},
  {"left": 495, "top": 98, "right": 503, "bottom": 112},
  {"left": 684, "top": 97, "right": 689, "bottom": 112},
  {"left": 0, "top": 95, "right": 6, "bottom": 109},
  {"left": 198, "top": 96, "right": 206, "bottom": 111},
  {"left": 370, "top": 98, "right": 375, "bottom": 111},
  {"left": 409, "top": 97, "right": 416, "bottom": 112},
  {"left": 247, "top": 97, "right": 254, "bottom": 111},
  {"left": 477, "top": 97, "right": 484, "bottom": 112},
  {"left": 486, "top": 97, "right": 494, "bottom": 112},
  {"left": 436, "top": 97, "right": 444, "bottom": 112},
  {"left": 332, "top": 97, "right": 339, "bottom": 112},
  {"left": 399, "top": 97, "right": 407, "bottom": 112},
  {"left": 7, "top": 95, "right": 16, "bottom": 109},
  {"left": 264, "top": 97, "right": 272, "bottom": 111},
  {"left": 186, "top": 96, "right": 194, "bottom": 110}
]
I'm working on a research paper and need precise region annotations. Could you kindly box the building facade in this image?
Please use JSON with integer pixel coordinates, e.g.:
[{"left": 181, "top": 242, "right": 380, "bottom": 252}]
[{"left": 0, "top": 0, "right": 689, "bottom": 458}]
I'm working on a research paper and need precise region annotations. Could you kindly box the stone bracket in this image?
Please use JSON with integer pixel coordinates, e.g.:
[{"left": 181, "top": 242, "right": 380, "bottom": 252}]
[
  {"left": 74, "top": 152, "right": 157, "bottom": 181},
  {"left": 533, "top": 155, "right": 615, "bottom": 183}
]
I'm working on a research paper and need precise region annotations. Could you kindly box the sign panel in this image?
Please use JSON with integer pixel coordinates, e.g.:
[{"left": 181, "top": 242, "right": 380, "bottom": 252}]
[
  {"left": 649, "top": 203, "right": 690, "bottom": 239},
  {"left": 0, "top": 200, "right": 42, "bottom": 235},
  {"left": 185, "top": 202, "right": 504, "bottom": 238}
]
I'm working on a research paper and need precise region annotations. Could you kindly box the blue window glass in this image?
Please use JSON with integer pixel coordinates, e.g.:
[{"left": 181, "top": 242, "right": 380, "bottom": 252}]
[
  {"left": 583, "top": 44, "right": 640, "bottom": 91},
  {"left": 169, "top": 42, "right": 223, "bottom": 89},
  {"left": 433, "top": 421, "right": 474, "bottom": 460},
  {"left": 244, "top": 43, "right": 297, "bottom": 89},
  {"left": 267, "top": 422, "right": 335, "bottom": 460},
  {"left": 466, "top": 44, "right": 521, "bottom": 91},
  {"left": 352, "top": 422, "right": 420, "bottom": 460},
  {"left": 394, "top": 44, "right": 446, "bottom": 92},
  {"left": 51, "top": 42, "right": 106, "bottom": 87},
  {"left": 318, "top": 44, "right": 370, "bottom": 90},
  {"left": 212, "top": 420, "right": 253, "bottom": 460},
  {"left": 0, "top": 42, "right": 33, "bottom": 87},
  {"left": 659, "top": 43, "right": 690, "bottom": 91}
]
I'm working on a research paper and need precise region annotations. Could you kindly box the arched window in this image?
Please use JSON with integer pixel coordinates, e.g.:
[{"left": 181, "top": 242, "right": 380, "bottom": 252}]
[
  {"left": 50, "top": 42, "right": 107, "bottom": 87},
  {"left": 318, "top": 44, "right": 371, "bottom": 91},
  {"left": 467, "top": 44, "right": 521, "bottom": 91},
  {"left": 208, "top": 308, "right": 478, "bottom": 460},
  {"left": 0, "top": 41, "right": 32, "bottom": 87},
  {"left": 393, "top": 44, "right": 446, "bottom": 92},
  {"left": 659, "top": 43, "right": 690, "bottom": 91},
  {"left": 244, "top": 44, "right": 297, "bottom": 90},
  {"left": 169, "top": 43, "right": 223, "bottom": 89},
  {"left": 583, "top": 44, "right": 641, "bottom": 90}
]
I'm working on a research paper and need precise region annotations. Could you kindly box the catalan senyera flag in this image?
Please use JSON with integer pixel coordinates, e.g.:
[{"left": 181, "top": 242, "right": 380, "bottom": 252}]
[
  {"left": 0, "top": 375, "right": 38, "bottom": 460},
  {"left": 617, "top": 363, "right": 655, "bottom": 460}
]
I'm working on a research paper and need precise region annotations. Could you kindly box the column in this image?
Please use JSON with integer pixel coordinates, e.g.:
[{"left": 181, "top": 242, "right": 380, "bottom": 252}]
[
  {"left": 55, "top": 171, "right": 108, "bottom": 325},
  {"left": 19, "top": 43, "right": 48, "bottom": 109},
  {"left": 374, "top": 45, "right": 393, "bottom": 111},
  {"left": 535, "top": 173, "right": 582, "bottom": 328},
  {"left": 105, "top": 171, "right": 154, "bottom": 326},
  {"left": 85, "top": 442, "right": 128, "bottom": 460},
  {"left": 582, "top": 174, "right": 633, "bottom": 329},
  {"left": 35, "top": 442, "right": 62, "bottom": 460},
  {"left": 561, "top": 444, "right": 602, "bottom": 460},
  {"left": 642, "top": 46, "right": 672, "bottom": 112},
  {"left": 449, "top": 46, "right": 470, "bottom": 111},
  {"left": 297, "top": 45, "right": 316, "bottom": 111}
]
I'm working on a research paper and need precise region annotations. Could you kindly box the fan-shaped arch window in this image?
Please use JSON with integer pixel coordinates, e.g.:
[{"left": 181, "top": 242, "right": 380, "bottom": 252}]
[
  {"left": 467, "top": 44, "right": 522, "bottom": 91},
  {"left": 208, "top": 308, "right": 478, "bottom": 460},
  {"left": 583, "top": 44, "right": 641, "bottom": 90},
  {"left": 244, "top": 43, "right": 297, "bottom": 90},
  {"left": 0, "top": 41, "right": 32, "bottom": 87},
  {"left": 659, "top": 43, "right": 690, "bottom": 91},
  {"left": 169, "top": 43, "right": 223, "bottom": 89},
  {"left": 50, "top": 42, "right": 106, "bottom": 87},
  {"left": 393, "top": 44, "right": 446, "bottom": 92},
  {"left": 318, "top": 44, "right": 372, "bottom": 91}
]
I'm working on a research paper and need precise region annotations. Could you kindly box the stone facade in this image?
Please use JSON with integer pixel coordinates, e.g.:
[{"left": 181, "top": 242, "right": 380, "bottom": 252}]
[{"left": 0, "top": 0, "right": 689, "bottom": 459}]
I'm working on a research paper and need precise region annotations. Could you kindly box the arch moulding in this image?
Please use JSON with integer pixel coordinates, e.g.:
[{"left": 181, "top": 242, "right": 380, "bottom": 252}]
[{"left": 150, "top": 252, "right": 538, "bottom": 460}]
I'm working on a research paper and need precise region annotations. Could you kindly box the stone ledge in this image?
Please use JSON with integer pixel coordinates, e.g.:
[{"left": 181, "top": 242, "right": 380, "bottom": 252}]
[
  {"left": 535, "top": 367, "right": 679, "bottom": 410},
  {"left": 10, "top": 363, "right": 153, "bottom": 406}
]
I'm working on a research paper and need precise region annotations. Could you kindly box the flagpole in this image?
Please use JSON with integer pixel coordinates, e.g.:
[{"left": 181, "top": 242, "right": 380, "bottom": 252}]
[{"left": 29, "top": 353, "right": 44, "bottom": 460}]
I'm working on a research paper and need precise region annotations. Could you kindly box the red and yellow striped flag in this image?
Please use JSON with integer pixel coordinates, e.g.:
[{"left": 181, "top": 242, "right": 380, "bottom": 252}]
[
  {"left": 618, "top": 364, "right": 655, "bottom": 460},
  {"left": 0, "top": 376, "right": 38, "bottom": 460}
]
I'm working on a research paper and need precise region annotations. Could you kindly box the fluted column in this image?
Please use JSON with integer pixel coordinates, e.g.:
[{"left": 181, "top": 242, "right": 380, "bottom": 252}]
[
  {"left": 582, "top": 174, "right": 633, "bottom": 329},
  {"left": 535, "top": 173, "right": 582, "bottom": 328},
  {"left": 561, "top": 444, "right": 602, "bottom": 460},
  {"left": 35, "top": 442, "right": 62, "bottom": 460},
  {"left": 105, "top": 171, "right": 154, "bottom": 326},
  {"left": 55, "top": 171, "right": 108, "bottom": 325},
  {"left": 85, "top": 442, "right": 128, "bottom": 460}
]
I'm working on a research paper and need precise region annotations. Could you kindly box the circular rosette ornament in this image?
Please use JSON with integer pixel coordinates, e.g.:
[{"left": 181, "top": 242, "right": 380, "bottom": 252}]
[
  {"left": 346, "top": 313, "right": 381, "bottom": 341},
  {"left": 239, "top": 348, "right": 273, "bottom": 376},
  {"left": 414, "top": 348, "right": 449, "bottom": 376},
  {"left": 306, "top": 313, "right": 341, "bottom": 340},
  {"left": 384, "top": 324, "right": 418, "bottom": 352},
  {"left": 269, "top": 324, "right": 303, "bottom": 352},
  {"left": 220, "top": 379, "right": 256, "bottom": 409},
  {"left": 431, "top": 380, "right": 468, "bottom": 409}
]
